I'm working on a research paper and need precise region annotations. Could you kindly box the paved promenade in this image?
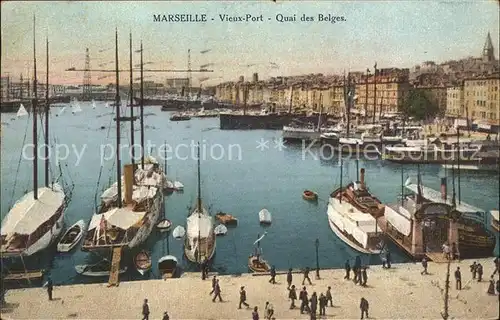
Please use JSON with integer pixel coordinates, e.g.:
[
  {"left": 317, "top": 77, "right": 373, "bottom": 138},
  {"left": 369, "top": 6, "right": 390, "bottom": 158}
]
[{"left": 2, "top": 258, "right": 499, "bottom": 319}]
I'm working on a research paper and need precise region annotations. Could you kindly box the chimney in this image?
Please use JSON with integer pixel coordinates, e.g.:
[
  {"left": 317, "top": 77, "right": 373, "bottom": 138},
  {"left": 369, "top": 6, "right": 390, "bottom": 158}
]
[
  {"left": 124, "top": 164, "right": 134, "bottom": 205},
  {"left": 440, "top": 177, "right": 447, "bottom": 201},
  {"left": 360, "top": 168, "right": 365, "bottom": 188}
]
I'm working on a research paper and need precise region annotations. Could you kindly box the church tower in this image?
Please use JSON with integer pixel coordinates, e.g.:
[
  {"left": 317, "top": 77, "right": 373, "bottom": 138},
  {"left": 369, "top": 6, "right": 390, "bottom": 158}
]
[{"left": 482, "top": 32, "right": 495, "bottom": 63}]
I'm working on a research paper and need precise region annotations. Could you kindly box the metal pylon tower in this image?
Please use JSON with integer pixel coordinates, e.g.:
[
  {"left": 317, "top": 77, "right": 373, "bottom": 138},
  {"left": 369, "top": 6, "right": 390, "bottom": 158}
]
[{"left": 83, "top": 48, "right": 92, "bottom": 100}]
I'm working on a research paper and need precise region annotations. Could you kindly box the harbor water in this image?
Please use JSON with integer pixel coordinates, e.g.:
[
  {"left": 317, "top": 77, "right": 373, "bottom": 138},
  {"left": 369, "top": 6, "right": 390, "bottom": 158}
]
[{"left": 1, "top": 102, "right": 499, "bottom": 286}]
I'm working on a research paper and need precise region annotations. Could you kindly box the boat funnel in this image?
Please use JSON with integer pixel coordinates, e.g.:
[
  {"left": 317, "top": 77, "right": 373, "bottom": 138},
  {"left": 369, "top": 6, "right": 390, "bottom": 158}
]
[
  {"left": 124, "top": 164, "right": 134, "bottom": 204},
  {"left": 440, "top": 177, "right": 447, "bottom": 201},
  {"left": 360, "top": 168, "right": 365, "bottom": 188}
]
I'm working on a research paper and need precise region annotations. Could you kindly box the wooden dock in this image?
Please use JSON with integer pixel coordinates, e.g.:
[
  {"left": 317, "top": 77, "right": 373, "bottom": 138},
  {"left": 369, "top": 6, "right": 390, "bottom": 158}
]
[
  {"left": 108, "top": 247, "right": 122, "bottom": 287},
  {"left": 3, "top": 270, "right": 44, "bottom": 282}
]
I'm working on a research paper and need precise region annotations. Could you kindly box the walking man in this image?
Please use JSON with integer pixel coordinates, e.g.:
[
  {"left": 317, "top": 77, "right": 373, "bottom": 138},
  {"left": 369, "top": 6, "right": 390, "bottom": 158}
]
[
  {"left": 477, "top": 263, "right": 483, "bottom": 282},
  {"left": 325, "top": 286, "right": 333, "bottom": 307},
  {"left": 44, "top": 276, "right": 54, "bottom": 301},
  {"left": 269, "top": 265, "right": 276, "bottom": 284},
  {"left": 344, "top": 260, "right": 351, "bottom": 280},
  {"left": 360, "top": 297, "right": 369, "bottom": 319},
  {"left": 319, "top": 293, "right": 327, "bottom": 316},
  {"left": 455, "top": 267, "right": 462, "bottom": 290},
  {"left": 361, "top": 267, "right": 368, "bottom": 286},
  {"left": 299, "top": 286, "right": 309, "bottom": 314},
  {"left": 386, "top": 251, "right": 392, "bottom": 268},
  {"left": 470, "top": 261, "right": 477, "bottom": 279},
  {"left": 287, "top": 268, "right": 293, "bottom": 289},
  {"left": 302, "top": 267, "right": 312, "bottom": 285},
  {"left": 264, "top": 301, "right": 274, "bottom": 320},
  {"left": 209, "top": 276, "right": 217, "bottom": 295},
  {"left": 239, "top": 286, "right": 249, "bottom": 309},
  {"left": 309, "top": 292, "right": 318, "bottom": 320},
  {"left": 288, "top": 285, "right": 297, "bottom": 309},
  {"left": 142, "top": 299, "right": 150, "bottom": 320},
  {"left": 353, "top": 256, "right": 361, "bottom": 283},
  {"left": 421, "top": 257, "right": 429, "bottom": 275},
  {"left": 212, "top": 279, "right": 222, "bottom": 302}
]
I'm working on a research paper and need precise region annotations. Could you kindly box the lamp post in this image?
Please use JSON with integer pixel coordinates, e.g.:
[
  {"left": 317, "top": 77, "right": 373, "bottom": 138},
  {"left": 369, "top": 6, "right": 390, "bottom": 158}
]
[{"left": 315, "top": 238, "right": 320, "bottom": 279}]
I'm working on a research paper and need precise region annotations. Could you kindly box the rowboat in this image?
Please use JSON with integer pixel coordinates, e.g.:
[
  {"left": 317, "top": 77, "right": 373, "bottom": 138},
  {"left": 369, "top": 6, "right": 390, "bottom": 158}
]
[
  {"left": 248, "top": 255, "right": 270, "bottom": 273},
  {"left": 75, "top": 260, "right": 127, "bottom": 277},
  {"left": 259, "top": 209, "right": 272, "bottom": 225},
  {"left": 158, "top": 255, "right": 178, "bottom": 279},
  {"left": 134, "top": 250, "right": 152, "bottom": 275},
  {"left": 156, "top": 219, "right": 172, "bottom": 232},
  {"left": 57, "top": 220, "right": 85, "bottom": 252},
  {"left": 215, "top": 212, "right": 238, "bottom": 226},
  {"left": 214, "top": 224, "right": 228, "bottom": 236},
  {"left": 172, "top": 226, "right": 186, "bottom": 239},
  {"left": 303, "top": 190, "right": 318, "bottom": 201}
]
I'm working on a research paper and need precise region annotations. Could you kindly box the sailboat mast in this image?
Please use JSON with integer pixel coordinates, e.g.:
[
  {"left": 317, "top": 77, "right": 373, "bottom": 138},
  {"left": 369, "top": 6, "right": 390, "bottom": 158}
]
[
  {"left": 115, "top": 28, "right": 122, "bottom": 207},
  {"left": 140, "top": 41, "right": 145, "bottom": 169},
  {"left": 197, "top": 142, "right": 202, "bottom": 212},
  {"left": 456, "top": 127, "right": 461, "bottom": 204},
  {"left": 33, "top": 15, "right": 38, "bottom": 200},
  {"left": 339, "top": 157, "right": 343, "bottom": 204},
  {"left": 346, "top": 72, "right": 351, "bottom": 137},
  {"left": 129, "top": 32, "right": 135, "bottom": 169},
  {"left": 417, "top": 164, "right": 422, "bottom": 204},
  {"left": 45, "top": 36, "right": 50, "bottom": 187},
  {"left": 356, "top": 158, "right": 359, "bottom": 181},
  {"left": 400, "top": 164, "right": 404, "bottom": 206}
]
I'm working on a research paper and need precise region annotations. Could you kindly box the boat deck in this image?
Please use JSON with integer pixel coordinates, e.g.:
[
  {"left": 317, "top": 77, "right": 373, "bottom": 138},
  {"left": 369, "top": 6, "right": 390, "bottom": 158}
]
[
  {"left": 108, "top": 246, "right": 122, "bottom": 287},
  {"left": 377, "top": 216, "right": 425, "bottom": 261}
]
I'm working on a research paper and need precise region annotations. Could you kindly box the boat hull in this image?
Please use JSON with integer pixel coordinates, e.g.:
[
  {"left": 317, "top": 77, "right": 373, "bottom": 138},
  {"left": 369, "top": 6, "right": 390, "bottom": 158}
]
[
  {"left": 458, "top": 230, "right": 496, "bottom": 258},
  {"left": 184, "top": 238, "right": 216, "bottom": 265},
  {"left": 248, "top": 255, "right": 270, "bottom": 273},
  {"left": 282, "top": 129, "right": 321, "bottom": 143},
  {"left": 57, "top": 220, "right": 85, "bottom": 253},
  {"left": 75, "top": 265, "right": 127, "bottom": 277}
]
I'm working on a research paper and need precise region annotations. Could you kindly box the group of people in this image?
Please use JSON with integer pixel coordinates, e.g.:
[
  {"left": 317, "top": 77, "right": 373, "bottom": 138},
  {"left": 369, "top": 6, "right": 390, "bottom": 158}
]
[
  {"left": 141, "top": 299, "right": 169, "bottom": 320},
  {"left": 343, "top": 256, "right": 370, "bottom": 286},
  {"left": 442, "top": 242, "right": 460, "bottom": 260},
  {"left": 469, "top": 258, "right": 500, "bottom": 298}
]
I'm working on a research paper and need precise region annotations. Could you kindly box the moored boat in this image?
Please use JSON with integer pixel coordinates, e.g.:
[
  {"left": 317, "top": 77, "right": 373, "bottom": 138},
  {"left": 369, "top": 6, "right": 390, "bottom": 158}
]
[
  {"left": 214, "top": 224, "right": 228, "bottom": 236},
  {"left": 156, "top": 219, "right": 172, "bottom": 232},
  {"left": 259, "top": 209, "right": 272, "bottom": 225},
  {"left": 248, "top": 233, "right": 270, "bottom": 273},
  {"left": 172, "top": 226, "right": 185, "bottom": 239},
  {"left": 303, "top": 190, "right": 318, "bottom": 201},
  {"left": 170, "top": 113, "right": 191, "bottom": 121},
  {"left": 57, "top": 220, "right": 85, "bottom": 252},
  {"left": 173, "top": 181, "right": 184, "bottom": 191},
  {"left": 134, "top": 250, "right": 152, "bottom": 275},
  {"left": 215, "top": 212, "right": 238, "bottom": 226},
  {"left": 158, "top": 255, "right": 178, "bottom": 279},
  {"left": 75, "top": 260, "right": 127, "bottom": 277}
]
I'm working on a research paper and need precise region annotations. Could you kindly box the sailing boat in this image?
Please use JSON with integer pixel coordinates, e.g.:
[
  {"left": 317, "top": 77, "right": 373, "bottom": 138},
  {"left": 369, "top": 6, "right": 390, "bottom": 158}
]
[
  {"left": 1, "top": 19, "right": 69, "bottom": 257},
  {"left": 16, "top": 103, "right": 29, "bottom": 117},
  {"left": 326, "top": 160, "right": 384, "bottom": 254},
  {"left": 71, "top": 98, "right": 82, "bottom": 114},
  {"left": 248, "top": 233, "right": 270, "bottom": 272},
  {"left": 184, "top": 143, "right": 216, "bottom": 265},
  {"left": 81, "top": 30, "right": 163, "bottom": 254}
]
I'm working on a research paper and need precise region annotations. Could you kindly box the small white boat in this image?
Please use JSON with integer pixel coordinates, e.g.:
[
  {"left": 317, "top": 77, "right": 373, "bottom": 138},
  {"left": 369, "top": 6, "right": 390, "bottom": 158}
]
[
  {"left": 172, "top": 226, "right": 186, "bottom": 239},
  {"left": 165, "top": 180, "right": 175, "bottom": 191},
  {"left": 57, "top": 219, "right": 85, "bottom": 252},
  {"left": 158, "top": 255, "right": 178, "bottom": 279},
  {"left": 173, "top": 181, "right": 184, "bottom": 191},
  {"left": 214, "top": 224, "right": 228, "bottom": 236},
  {"left": 156, "top": 219, "right": 172, "bottom": 232},
  {"left": 259, "top": 209, "right": 272, "bottom": 225},
  {"left": 16, "top": 103, "right": 28, "bottom": 117},
  {"left": 75, "top": 261, "right": 127, "bottom": 277}
]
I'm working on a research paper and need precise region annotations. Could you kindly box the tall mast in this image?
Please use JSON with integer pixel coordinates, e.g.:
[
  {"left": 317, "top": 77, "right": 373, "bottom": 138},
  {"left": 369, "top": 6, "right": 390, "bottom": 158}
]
[
  {"left": 400, "top": 164, "right": 404, "bottom": 206},
  {"left": 456, "top": 127, "right": 461, "bottom": 204},
  {"left": 416, "top": 164, "right": 422, "bottom": 205},
  {"left": 129, "top": 32, "right": 135, "bottom": 169},
  {"left": 364, "top": 69, "right": 369, "bottom": 124},
  {"left": 33, "top": 15, "right": 38, "bottom": 200},
  {"left": 451, "top": 153, "right": 456, "bottom": 208},
  {"left": 339, "top": 157, "right": 343, "bottom": 204},
  {"left": 45, "top": 37, "right": 50, "bottom": 187},
  {"left": 197, "top": 142, "right": 202, "bottom": 213},
  {"left": 372, "top": 62, "right": 377, "bottom": 124},
  {"left": 140, "top": 41, "right": 145, "bottom": 169},
  {"left": 115, "top": 28, "right": 122, "bottom": 207},
  {"left": 346, "top": 72, "right": 351, "bottom": 137}
]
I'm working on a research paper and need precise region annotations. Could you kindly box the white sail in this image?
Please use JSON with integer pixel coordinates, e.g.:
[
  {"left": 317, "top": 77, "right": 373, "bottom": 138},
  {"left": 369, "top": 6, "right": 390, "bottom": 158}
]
[
  {"left": 72, "top": 101, "right": 82, "bottom": 113},
  {"left": 92, "top": 100, "right": 97, "bottom": 109},
  {"left": 253, "top": 231, "right": 267, "bottom": 245},
  {"left": 17, "top": 104, "right": 28, "bottom": 117}
]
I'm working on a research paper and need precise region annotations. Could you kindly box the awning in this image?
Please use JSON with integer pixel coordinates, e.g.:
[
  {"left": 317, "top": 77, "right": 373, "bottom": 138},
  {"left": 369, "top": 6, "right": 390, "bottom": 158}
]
[
  {"left": 385, "top": 205, "right": 412, "bottom": 236},
  {"left": 88, "top": 208, "right": 146, "bottom": 231}
]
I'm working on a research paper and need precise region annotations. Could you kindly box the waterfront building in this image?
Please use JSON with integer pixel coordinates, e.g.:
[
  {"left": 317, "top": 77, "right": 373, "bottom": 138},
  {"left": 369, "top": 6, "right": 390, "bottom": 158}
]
[
  {"left": 446, "top": 85, "right": 464, "bottom": 118},
  {"left": 463, "top": 74, "right": 500, "bottom": 123}
]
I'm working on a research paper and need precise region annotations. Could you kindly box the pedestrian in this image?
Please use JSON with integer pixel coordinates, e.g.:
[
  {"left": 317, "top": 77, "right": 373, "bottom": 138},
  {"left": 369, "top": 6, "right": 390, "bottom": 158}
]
[
  {"left": 212, "top": 279, "right": 222, "bottom": 302},
  {"left": 451, "top": 242, "right": 460, "bottom": 260},
  {"left": 492, "top": 257, "right": 499, "bottom": 276},
  {"left": 309, "top": 292, "right": 318, "bottom": 319},
  {"left": 344, "top": 260, "right": 351, "bottom": 279},
  {"left": 325, "top": 286, "right": 333, "bottom": 307},
  {"left": 454, "top": 267, "right": 461, "bottom": 290},
  {"left": 43, "top": 276, "right": 53, "bottom": 301},
  {"left": 353, "top": 256, "right": 361, "bottom": 283},
  {"left": 487, "top": 276, "right": 495, "bottom": 295},
  {"left": 264, "top": 301, "right": 274, "bottom": 320},
  {"left": 360, "top": 297, "right": 369, "bottom": 319},
  {"left": 386, "top": 251, "right": 392, "bottom": 268},
  {"left": 299, "top": 286, "right": 310, "bottom": 314},
  {"left": 470, "top": 261, "right": 477, "bottom": 279},
  {"left": 162, "top": 311, "right": 169, "bottom": 320},
  {"left": 142, "top": 299, "right": 150, "bottom": 320},
  {"left": 288, "top": 285, "right": 297, "bottom": 309},
  {"left": 421, "top": 257, "right": 429, "bottom": 275},
  {"left": 319, "top": 293, "right": 327, "bottom": 316},
  {"left": 252, "top": 306, "right": 259, "bottom": 320},
  {"left": 201, "top": 261, "right": 207, "bottom": 280},
  {"left": 287, "top": 268, "right": 293, "bottom": 289},
  {"left": 302, "top": 267, "right": 312, "bottom": 285},
  {"left": 209, "top": 275, "right": 216, "bottom": 295},
  {"left": 442, "top": 242, "right": 450, "bottom": 260},
  {"left": 361, "top": 267, "right": 368, "bottom": 286},
  {"left": 477, "top": 263, "right": 483, "bottom": 282},
  {"left": 269, "top": 265, "right": 276, "bottom": 284},
  {"left": 239, "top": 286, "right": 249, "bottom": 309}
]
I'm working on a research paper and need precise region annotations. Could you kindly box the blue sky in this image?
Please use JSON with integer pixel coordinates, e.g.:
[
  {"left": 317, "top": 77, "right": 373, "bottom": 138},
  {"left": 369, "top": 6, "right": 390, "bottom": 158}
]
[{"left": 1, "top": 1, "right": 499, "bottom": 85}]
